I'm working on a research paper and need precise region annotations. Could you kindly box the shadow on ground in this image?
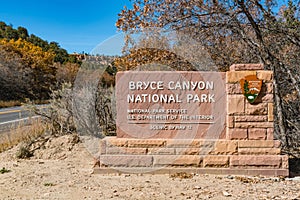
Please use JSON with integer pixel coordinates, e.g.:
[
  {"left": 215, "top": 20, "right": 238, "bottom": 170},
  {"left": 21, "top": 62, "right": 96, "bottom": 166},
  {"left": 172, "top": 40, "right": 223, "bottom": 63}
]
[{"left": 289, "top": 158, "right": 300, "bottom": 177}]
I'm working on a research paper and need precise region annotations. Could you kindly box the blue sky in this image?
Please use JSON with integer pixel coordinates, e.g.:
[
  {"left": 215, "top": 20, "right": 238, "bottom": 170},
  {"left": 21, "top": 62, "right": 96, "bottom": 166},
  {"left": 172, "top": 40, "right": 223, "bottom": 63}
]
[{"left": 0, "top": 0, "right": 130, "bottom": 54}]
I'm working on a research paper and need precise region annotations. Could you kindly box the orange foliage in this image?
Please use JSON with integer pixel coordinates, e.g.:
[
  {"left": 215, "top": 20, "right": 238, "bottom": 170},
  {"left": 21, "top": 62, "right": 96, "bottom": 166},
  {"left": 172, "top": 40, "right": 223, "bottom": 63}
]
[{"left": 114, "top": 48, "right": 194, "bottom": 71}]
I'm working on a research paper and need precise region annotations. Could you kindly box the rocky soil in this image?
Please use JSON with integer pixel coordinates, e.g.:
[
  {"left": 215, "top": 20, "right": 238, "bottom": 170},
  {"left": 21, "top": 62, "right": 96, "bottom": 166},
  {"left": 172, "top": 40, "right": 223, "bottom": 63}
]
[{"left": 0, "top": 135, "right": 299, "bottom": 200}]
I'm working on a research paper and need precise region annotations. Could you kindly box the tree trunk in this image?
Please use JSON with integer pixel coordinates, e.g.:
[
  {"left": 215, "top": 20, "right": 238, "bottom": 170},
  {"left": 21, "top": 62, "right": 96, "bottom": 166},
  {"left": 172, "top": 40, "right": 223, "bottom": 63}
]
[
  {"left": 282, "top": 64, "right": 300, "bottom": 98},
  {"left": 272, "top": 63, "right": 288, "bottom": 147}
]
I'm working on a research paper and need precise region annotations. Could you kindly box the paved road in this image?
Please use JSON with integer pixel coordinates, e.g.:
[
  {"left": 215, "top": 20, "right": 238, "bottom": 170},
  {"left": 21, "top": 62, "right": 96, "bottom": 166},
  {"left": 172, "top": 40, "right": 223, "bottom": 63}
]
[{"left": 0, "top": 106, "right": 42, "bottom": 132}]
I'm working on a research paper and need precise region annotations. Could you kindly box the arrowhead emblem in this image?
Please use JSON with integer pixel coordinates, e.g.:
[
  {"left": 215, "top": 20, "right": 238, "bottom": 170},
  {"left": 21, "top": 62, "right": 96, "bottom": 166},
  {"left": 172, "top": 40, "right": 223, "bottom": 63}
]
[{"left": 240, "top": 75, "right": 262, "bottom": 104}]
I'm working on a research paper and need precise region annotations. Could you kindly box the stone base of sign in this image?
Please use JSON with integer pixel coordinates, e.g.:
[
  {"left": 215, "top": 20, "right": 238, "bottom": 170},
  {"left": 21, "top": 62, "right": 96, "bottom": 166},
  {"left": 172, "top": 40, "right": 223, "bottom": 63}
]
[
  {"left": 93, "top": 137, "right": 288, "bottom": 176},
  {"left": 94, "top": 64, "right": 289, "bottom": 177},
  {"left": 93, "top": 168, "right": 288, "bottom": 177}
]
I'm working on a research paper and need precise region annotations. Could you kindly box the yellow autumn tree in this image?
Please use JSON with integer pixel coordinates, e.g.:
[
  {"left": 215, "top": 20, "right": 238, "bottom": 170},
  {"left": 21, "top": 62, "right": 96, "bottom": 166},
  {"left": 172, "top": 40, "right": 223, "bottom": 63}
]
[
  {"left": 0, "top": 38, "right": 55, "bottom": 69},
  {"left": 0, "top": 38, "right": 56, "bottom": 100}
]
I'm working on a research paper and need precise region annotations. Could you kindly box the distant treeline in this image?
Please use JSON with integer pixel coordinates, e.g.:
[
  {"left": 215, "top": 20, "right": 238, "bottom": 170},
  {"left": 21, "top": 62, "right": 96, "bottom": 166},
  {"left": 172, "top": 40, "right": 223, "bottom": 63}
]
[{"left": 0, "top": 21, "right": 80, "bottom": 64}]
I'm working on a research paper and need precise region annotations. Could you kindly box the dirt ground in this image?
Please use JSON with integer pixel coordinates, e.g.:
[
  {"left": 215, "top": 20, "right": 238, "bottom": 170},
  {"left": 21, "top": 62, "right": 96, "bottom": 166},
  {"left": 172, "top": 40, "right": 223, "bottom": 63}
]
[{"left": 0, "top": 135, "right": 299, "bottom": 200}]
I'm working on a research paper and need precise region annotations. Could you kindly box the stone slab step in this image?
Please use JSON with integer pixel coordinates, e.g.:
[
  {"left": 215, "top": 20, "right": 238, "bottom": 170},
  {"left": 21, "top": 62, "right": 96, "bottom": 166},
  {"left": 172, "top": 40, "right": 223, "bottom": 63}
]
[
  {"left": 98, "top": 155, "right": 288, "bottom": 169},
  {"left": 93, "top": 167, "right": 289, "bottom": 177}
]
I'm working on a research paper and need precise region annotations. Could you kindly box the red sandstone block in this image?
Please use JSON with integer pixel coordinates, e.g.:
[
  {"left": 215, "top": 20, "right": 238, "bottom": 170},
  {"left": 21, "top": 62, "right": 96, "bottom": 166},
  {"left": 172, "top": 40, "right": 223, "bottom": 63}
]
[
  {"left": 257, "top": 71, "right": 273, "bottom": 81},
  {"left": 245, "top": 103, "right": 268, "bottom": 115},
  {"left": 230, "top": 155, "right": 281, "bottom": 167},
  {"left": 100, "top": 155, "right": 153, "bottom": 167},
  {"left": 105, "top": 138, "right": 128, "bottom": 147},
  {"left": 234, "top": 116, "right": 268, "bottom": 122},
  {"left": 106, "top": 147, "right": 147, "bottom": 155},
  {"left": 219, "top": 130, "right": 227, "bottom": 139},
  {"left": 93, "top": 168, "right": 289, "bottom": 177},
  {"left": 227, "top": 116, "right": 234, "bottom": 128},
  {"left": 226, "top": 83, "right": 242, "bottom": 94},
  {"left": 200, "top": 141, "right": 220, "bottom": 154},
  {"left": 230, "top": 64, "right": 264, "bottom": 71},
  {"left": 153, "top": 155, "right": 201, "bottom": 167},
  {"left": 274, "top": 140, "right": 281, "bottom": 148},
  {"left": 127, "top": 139, "right": 166, "bottom": 148},
  {"left": 99, "top": 140, "right": 106, "bottom": 155},
  {"left": 105, "top": 147, "right": 123, "bottom": 154},
  {"left": 266, "top": 83, "right": 273, "bottom": 93},
  {"left": 235, "top": 122, "right": 273, "bottom": 129},
  {"left": 248, "top": 128, "right": 267, "bottom": 140},
  {"left": 148, "top": 148, "right": 176, "bottom": 155},
  {"left": 266, "top": 128, "right": 274, "bottom": 140},
  {"left": 238, "top": 140, "right": 280, "bottom": 148},
  {"left": 227, "top": 95, "right": 245, "bottom": 115},
  {"left": 228, "top": 128, "right": 248, "bottom": 140},
  {"left": 281, "top": 155, "right": 289, "bottom": 169},
  {"left": 203, "top": 155, "right": 229, "bottom": 167},
  {"left": 244, "top": 169, "right": 289, "bottom": 177},
  {"left": 268, "top": 103, "right": 274, "bottom": 122},
  {"left": 262, "top": 94, "right": 273, "bottom": 102},
  {"left": 226, "top": 71, "right": 256, "bottom": 83},
  {"left": 176, "top": 148, "right": 202, "bottom": 155},
  {"left": 238, "top": 148, "right": 281, "bottom": 155},
  {"left": 175, "top": 142, "right": 217, "bottom": 155},
  {"left": 166, "top": 140, "right": 203, "bottom": 148},
  {"left": 213, "top": 141, "right": 238, "bottom": 155},
  {"left": 173, "top": 155, "right": 202, "bottom": 166}
]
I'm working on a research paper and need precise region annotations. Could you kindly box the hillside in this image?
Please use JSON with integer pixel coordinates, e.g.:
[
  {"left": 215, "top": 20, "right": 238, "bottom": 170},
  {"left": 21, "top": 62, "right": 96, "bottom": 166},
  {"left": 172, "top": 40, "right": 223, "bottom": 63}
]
[{"left": 0, "top": 21, "right": 81, "bottom": 102}]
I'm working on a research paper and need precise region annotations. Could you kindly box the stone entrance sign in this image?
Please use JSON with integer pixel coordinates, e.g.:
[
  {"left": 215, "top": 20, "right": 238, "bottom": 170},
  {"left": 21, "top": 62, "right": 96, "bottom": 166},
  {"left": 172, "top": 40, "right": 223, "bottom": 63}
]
[
  {"left": 95, "top": 64, "right": 289, "bottom": 177},
  {"left": 116, "top": 71, "right": 226, "bottom": 139}
]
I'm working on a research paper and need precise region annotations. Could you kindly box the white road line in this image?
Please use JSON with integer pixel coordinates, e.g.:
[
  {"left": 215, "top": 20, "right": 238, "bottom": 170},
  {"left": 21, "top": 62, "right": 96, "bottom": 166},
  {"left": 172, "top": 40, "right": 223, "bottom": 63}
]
[{"left": 0, "top": 116, "right": 40, "bottom": 126}]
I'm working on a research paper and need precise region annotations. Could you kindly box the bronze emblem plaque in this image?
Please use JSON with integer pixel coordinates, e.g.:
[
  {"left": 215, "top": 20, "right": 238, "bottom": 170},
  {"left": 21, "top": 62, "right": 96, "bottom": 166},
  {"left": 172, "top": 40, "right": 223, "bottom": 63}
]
[{"left": 240, "top": 75, "right": 262, "bottom": 104}]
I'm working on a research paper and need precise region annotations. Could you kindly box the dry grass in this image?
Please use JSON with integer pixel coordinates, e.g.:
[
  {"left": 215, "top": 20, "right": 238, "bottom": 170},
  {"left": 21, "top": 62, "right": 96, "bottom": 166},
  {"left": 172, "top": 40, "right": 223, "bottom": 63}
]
[
  {"left": 0, "top": 118, "right": 47, "bottom": 153},
  {"left": 0, "top": 100, "right": 22, "bottom": 108},
  {"left": 0, "top": 100, "right": 49, "bottom": 108}
]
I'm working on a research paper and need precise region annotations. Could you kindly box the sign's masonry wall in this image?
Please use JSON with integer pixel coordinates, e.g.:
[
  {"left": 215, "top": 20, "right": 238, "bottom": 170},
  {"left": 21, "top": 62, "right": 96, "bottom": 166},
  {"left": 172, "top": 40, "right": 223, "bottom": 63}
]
[
  {"left": 95, "top": 64, "right": 289, "bottom": 176},
  {"left": 227, "top": 64, "right": 274, "bottom": 140},
  {"left": 224, "top": 64, "right": 288, "bottom": 175}
]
